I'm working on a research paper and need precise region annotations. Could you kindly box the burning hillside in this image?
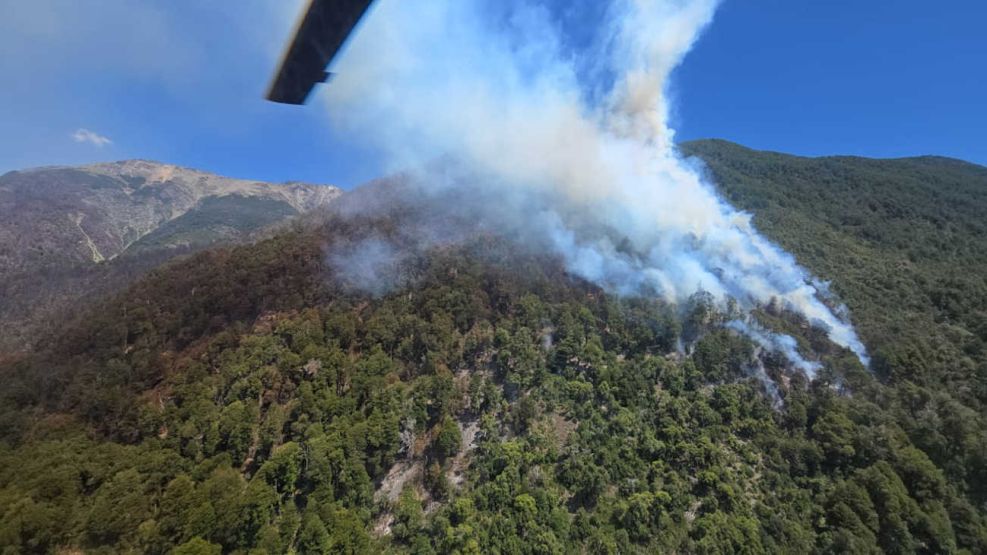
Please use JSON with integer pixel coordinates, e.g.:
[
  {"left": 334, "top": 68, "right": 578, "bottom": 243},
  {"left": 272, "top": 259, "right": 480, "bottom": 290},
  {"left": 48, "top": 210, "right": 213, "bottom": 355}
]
[{"left": 318, "top": 0, "right": 868, "bottom": 376}]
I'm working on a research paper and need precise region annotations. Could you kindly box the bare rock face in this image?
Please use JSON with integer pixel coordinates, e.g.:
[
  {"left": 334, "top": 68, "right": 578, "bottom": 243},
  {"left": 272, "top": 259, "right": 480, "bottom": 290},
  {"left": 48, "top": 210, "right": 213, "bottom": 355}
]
[
  {"left": 0, "top": 160, "right": 340, "bottom": 269},
  {"left": 0, "top": 160, "right": 341, "bottom": 351}
]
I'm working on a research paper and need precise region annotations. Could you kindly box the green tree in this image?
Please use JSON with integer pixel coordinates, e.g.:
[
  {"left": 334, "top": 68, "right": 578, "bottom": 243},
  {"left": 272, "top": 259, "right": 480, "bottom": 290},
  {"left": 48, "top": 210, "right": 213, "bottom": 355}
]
[
  {"left": 298, "top": 512, "right": 332, "bottom": 554},
  {"left": 171, "top": 537, "right": 222, "bottom": 555},
  {"left": 434, "top": 415, "right": 462, "bottom": 461}
]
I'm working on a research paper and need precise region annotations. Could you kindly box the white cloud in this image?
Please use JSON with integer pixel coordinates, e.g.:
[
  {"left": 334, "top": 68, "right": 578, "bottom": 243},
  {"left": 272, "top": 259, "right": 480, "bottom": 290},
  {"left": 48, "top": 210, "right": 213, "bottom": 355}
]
[{"left": 72, "top": 128, "right": 112, "bottom": 148}]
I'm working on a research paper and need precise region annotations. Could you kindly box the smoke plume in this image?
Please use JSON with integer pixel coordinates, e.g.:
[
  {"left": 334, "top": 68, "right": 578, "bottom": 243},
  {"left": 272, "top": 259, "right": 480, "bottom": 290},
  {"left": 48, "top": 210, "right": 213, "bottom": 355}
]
[
  {"left": 323, "top": 0, "right": 870, "bottom": 371},
  {"left": 726, "top": 320, "right": 822, "bottom": 379}
]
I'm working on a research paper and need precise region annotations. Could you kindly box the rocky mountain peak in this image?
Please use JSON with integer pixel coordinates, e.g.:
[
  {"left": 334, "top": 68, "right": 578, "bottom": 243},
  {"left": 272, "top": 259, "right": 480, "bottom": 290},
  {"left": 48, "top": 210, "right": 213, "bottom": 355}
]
[{"left": 0, "top": 160, "right": 343, "bottom": 351}]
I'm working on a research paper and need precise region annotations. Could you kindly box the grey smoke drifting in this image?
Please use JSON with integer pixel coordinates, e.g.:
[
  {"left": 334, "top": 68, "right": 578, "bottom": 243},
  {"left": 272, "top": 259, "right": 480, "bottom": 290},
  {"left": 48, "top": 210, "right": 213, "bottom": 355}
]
[
  {"left": 323, "top": 0, "right": 870, "bottom": 370},
  {"left": 328, "top": 237, "right": 406, "bottom": 297}
]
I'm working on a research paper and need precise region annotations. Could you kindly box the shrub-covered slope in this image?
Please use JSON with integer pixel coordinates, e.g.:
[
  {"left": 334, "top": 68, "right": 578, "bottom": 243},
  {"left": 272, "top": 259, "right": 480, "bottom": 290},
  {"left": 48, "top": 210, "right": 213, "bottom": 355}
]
[{"left": 1, "top": 145, "right": 987, "bottom": 554}]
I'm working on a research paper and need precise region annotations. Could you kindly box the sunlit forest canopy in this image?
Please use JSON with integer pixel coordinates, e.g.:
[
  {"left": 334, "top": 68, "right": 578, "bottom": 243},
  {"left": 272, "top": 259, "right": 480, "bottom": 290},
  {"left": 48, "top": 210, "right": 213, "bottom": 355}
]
[{"left": 1, "top": 141, "right": 986, "bottom": 553}]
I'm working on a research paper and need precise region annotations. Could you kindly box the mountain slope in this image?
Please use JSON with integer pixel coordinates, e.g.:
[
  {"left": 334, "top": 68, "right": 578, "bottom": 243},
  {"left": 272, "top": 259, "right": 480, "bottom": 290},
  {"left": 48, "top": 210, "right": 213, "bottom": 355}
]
[
  {"left": 0, "top": 161, "right": 341, "bottom": 351},
  {"left": 1, "top": 145, "right": 987, "bottom": 553},
  {"left": 682, "top": 139, "right": 987, "bottom": 402}
]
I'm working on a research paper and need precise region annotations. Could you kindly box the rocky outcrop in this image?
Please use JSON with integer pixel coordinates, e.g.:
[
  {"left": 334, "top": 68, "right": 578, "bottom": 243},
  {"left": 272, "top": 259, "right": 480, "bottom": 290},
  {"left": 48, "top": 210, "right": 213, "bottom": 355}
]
[{"left": 0, "top": 160, "right": 341, "bottom": 351}]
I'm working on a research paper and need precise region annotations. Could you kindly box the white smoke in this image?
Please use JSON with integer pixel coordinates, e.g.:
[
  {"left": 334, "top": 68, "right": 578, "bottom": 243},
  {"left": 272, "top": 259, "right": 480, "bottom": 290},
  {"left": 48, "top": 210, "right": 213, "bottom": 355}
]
[
  {"left": 747, "top": 353, "right": 784, "bottom": 410},
  {"left": 328, "top": 236, "right": 407, "bottom": 297},
  {"left": 323, "top": 0, "right": 870, "bottom": 370},
  {"left": 726, "top": 320, "right": 822, "bottom": 379}
]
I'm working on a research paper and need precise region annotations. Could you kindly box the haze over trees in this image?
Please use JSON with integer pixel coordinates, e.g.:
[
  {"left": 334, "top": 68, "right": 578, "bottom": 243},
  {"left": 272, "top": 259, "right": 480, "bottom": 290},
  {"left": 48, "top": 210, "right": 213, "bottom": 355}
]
[{"left": 1, "top": 141, "right": 986, "bottom": 553}]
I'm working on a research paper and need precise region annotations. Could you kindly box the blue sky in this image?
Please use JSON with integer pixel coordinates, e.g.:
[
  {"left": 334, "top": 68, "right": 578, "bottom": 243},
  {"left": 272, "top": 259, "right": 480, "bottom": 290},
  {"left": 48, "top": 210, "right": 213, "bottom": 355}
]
[
  {"left": 1, "top": 0, "right": 984, "bottom": 188},
  {"left": 673, "top": 0, "right": 987, "bottom": 164}
]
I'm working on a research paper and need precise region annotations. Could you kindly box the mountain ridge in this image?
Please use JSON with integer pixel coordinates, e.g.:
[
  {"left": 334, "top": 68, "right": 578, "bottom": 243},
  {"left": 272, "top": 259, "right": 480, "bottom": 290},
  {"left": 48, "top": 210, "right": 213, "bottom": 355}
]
[
  {"left": 0, "top": 160, "right": 342, "bottom": 351},
  {"left": 682, "top": 138, "right": 987, "bottom": 171}
]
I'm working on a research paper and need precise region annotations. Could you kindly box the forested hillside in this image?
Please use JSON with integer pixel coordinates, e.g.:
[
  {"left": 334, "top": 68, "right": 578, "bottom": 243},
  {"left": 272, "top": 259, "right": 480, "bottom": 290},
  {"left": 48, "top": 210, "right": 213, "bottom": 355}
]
[
  {"left": 684, "top": 140, "right": 987, "bottom": 435},
  {"left": 1, "top": 143, "right": 986, "bottom": 554}
]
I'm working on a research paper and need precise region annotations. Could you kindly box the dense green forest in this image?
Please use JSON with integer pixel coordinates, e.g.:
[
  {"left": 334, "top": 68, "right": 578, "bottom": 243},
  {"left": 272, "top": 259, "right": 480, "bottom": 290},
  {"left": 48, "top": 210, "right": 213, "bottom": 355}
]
[{"left": 2, "top": 141, "right": 987, "bottom": 554}]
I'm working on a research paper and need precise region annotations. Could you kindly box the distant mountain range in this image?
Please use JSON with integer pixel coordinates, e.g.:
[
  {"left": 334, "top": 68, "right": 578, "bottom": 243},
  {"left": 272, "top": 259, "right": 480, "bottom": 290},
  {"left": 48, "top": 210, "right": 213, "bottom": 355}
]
[{"left": 0, "top": 160, "right": 340, "bottom": 351}]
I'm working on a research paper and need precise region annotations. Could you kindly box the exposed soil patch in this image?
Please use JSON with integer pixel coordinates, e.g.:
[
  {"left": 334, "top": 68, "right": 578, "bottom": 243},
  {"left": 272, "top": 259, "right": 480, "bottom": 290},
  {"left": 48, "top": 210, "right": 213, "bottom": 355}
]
[{"left": 447, "top": 419, "right": 480, "bottom": 489}]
